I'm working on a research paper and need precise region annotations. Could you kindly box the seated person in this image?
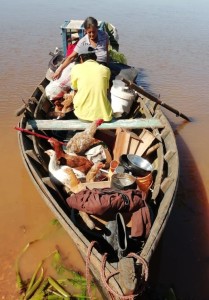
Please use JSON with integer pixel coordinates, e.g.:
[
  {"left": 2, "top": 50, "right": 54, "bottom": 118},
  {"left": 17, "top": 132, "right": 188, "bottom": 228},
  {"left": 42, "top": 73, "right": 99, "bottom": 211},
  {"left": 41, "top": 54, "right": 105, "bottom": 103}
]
[
  {"left": 53, "top": 16, "right": 109, "bottom": 80},
  {"left": 70, "top": 45, "right": 112, "bottom": 122}
]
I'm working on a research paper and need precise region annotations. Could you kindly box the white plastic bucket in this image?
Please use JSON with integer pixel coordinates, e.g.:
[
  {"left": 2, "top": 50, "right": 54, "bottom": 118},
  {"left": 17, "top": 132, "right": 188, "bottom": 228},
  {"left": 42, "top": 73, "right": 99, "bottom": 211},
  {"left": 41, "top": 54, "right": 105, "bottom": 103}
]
[{"left": 110, "top": 83, "right": 135, "bottom": 115}]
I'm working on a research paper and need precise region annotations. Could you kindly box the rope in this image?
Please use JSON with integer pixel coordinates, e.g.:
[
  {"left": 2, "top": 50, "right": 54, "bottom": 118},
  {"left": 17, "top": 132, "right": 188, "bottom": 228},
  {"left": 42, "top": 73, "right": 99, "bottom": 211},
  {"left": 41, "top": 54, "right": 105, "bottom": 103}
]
[
  {"left": 127, "top": 252, "right": 149, "bottom": 295},
  {"left": 127, "top": 253, "right": 148, "bottom": 281},
  {"left": 86, "top": 243, "right": 149, "bottom": 300},
  {"left": 86, "top": 241, "right": 98, "bottom": 300},
  {"left": 100, "top": 253, "right": 138, "bottom": 300}
]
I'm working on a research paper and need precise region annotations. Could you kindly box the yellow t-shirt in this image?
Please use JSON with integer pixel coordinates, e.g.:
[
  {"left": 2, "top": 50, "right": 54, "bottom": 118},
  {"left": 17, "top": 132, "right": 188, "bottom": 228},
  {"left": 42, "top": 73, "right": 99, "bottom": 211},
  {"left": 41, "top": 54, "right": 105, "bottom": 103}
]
[{"left": 70, "top": 60, "right": 112, "bottom": 122}]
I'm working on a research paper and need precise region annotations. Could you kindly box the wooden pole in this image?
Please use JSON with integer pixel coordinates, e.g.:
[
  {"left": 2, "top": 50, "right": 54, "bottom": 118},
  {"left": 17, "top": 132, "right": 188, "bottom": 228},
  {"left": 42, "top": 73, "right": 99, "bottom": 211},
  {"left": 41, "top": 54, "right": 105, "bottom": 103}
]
[
  {"left": 14, "top": 127, "right": 66, "bottom": 145},
  {"left": 122, "top": 78, "right": 191, "bottom": 122}
]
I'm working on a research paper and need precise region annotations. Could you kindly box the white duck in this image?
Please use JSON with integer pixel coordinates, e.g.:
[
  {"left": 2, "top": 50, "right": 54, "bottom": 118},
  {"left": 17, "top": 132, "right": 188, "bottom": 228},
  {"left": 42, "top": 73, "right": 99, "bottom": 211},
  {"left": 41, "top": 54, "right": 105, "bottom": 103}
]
[
  {"left": 45, "top": 149, "right": 96, "bottom": 229},
  {"left": 45, "top": 149, "right": 85, "bottom": 192}
]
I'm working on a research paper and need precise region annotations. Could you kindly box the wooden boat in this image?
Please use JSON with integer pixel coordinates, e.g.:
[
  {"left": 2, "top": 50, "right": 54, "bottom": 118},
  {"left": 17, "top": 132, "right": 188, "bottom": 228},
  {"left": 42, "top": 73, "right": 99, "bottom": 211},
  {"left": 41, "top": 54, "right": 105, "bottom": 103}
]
[{"left": 16, "top": 20, "right": 179, "bottom": 299}]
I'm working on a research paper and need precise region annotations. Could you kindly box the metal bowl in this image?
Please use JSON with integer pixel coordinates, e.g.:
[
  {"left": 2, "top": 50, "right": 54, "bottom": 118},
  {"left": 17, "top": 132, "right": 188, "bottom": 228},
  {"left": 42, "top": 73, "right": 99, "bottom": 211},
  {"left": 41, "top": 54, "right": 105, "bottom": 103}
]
[
  {"left": 111, "top": 173, "right": 136, "bottom": 190},
  {"left": 119, "top": 154, "right": 151, "bottom": 177},
  {"left": 127, "top": 154, "right": 153, "bottom": 176},
  {"left": 119, "top": 154, "right": 132, "bottom": 172}
]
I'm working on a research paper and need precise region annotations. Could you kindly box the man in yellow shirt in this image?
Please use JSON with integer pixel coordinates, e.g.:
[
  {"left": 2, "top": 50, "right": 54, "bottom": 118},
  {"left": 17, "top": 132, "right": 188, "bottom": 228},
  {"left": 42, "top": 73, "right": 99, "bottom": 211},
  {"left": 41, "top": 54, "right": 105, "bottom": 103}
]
[{"left": 70, "top": 45, "right": 113, "bottom": 122}]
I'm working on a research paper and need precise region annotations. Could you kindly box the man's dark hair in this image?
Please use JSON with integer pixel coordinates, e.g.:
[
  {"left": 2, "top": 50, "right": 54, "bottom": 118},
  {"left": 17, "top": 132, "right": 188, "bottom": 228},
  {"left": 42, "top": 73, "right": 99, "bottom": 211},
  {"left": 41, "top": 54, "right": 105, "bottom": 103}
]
[{"left": 80, "top": 52, "right": 97, "bottom": 62}]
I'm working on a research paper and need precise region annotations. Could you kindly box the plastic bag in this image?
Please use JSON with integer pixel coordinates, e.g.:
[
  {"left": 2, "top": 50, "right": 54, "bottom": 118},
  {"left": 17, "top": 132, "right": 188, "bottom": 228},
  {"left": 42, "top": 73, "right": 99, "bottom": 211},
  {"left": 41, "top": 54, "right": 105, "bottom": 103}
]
[{"left": 45, "top": 62, "right": 75, "bottom": 100}]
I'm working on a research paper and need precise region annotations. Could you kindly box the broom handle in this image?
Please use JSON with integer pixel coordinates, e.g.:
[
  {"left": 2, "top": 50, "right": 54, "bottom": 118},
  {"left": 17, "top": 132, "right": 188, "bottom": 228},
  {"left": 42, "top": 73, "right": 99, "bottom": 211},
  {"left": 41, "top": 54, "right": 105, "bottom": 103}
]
[{"left": 14, "top": 126, "right": 66, "bottom": 145}]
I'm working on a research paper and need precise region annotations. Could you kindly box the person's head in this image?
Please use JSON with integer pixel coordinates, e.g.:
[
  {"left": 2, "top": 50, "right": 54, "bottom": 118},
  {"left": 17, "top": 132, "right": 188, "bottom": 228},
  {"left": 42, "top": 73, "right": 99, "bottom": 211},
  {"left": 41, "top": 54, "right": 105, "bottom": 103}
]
[
  {"left": 78, "top": 45, "right": 97, "bottom": 62},
  {"left": 83, "top": 17, "right": 98, "bottom": 41}
]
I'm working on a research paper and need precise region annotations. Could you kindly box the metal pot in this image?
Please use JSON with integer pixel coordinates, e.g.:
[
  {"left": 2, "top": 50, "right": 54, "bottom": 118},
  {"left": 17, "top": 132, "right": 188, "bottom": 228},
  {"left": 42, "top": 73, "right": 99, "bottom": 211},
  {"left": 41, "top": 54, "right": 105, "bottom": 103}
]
[
  {"left": 111, "top": 173, "right": 136, "bottom": 190},
  {"left": 119, "top": 154, "right": 132, "bottom": 172},
  {"left": 127, "top": 154, "right": 153, "bottom": 177},
  {"left": 119, "top": 154, "right": 143, "bottom": 176}
]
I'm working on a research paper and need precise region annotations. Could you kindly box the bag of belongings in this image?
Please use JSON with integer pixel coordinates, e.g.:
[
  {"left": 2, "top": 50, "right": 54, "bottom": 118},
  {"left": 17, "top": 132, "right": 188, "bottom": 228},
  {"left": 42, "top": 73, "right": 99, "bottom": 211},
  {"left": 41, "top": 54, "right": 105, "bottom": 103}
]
[
  {"left": 45, "top": 62, "right": 75, "bottom": 100},
  {"left": 67, "top": 187, "right": 152, "bottom": 239},
  {"left": 66, "top": 188, "right": 146, "bottom": 218}
]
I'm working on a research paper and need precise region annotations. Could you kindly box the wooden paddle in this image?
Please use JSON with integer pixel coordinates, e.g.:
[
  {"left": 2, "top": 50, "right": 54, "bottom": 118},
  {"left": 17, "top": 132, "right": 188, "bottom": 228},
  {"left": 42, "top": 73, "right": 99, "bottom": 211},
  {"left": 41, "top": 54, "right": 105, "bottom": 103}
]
[{"left": 122, "top": 78, "right": 191, "bottom": 122}]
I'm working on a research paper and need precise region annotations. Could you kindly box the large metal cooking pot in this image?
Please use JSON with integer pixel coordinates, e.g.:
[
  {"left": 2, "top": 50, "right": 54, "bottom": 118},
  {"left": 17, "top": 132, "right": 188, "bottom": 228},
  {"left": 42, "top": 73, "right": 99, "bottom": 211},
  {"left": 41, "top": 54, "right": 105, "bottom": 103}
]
[
  {"left": 119, "top": 154, "right": 152, "bottom": 177},
  {"left": 127, "top": 154, "right": 153, "bottom": 176}
]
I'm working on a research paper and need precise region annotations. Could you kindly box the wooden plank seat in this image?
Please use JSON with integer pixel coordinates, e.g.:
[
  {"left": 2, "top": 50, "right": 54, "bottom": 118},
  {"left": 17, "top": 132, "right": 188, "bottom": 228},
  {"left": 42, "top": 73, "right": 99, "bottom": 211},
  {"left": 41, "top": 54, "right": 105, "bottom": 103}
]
[{"left": 26, "top": 118, "right": 164, "bottom": 131}]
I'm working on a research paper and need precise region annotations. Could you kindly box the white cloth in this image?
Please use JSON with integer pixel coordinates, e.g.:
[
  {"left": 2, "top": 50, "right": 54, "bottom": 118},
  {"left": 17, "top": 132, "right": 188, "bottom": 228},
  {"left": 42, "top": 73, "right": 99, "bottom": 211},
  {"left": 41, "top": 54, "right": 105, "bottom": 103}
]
[{"left": 45, "top": 62, "right": 75, "bottom": 100}]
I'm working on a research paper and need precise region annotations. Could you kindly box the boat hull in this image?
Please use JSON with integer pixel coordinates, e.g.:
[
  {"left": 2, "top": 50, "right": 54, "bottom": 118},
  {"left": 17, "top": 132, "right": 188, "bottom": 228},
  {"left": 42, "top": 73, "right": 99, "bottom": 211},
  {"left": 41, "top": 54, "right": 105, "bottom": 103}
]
[{"left": 17, "top": 71, "right": 179, "bottom": 297}]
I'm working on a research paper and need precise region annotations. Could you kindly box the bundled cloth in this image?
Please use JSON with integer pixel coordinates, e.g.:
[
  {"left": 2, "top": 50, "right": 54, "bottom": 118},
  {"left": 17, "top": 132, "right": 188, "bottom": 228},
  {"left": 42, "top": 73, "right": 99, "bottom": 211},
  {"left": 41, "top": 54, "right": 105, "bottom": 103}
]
[
  {"left": 66, "top": 187, "right": 152, "bottom": 239},
  {"left": 67, "top": 188, "right": 145, "bottom": 217},
  {"left": 131, "top": 203, "right": 152, "bottom": 239}
]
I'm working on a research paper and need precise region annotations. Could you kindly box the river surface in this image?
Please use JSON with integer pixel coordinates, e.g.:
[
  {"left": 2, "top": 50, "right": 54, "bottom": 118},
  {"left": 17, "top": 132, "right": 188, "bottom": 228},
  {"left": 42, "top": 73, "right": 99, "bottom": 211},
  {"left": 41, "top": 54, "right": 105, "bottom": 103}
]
[{"left": 1, "top": 0, "right": 209, "bottom": 299}]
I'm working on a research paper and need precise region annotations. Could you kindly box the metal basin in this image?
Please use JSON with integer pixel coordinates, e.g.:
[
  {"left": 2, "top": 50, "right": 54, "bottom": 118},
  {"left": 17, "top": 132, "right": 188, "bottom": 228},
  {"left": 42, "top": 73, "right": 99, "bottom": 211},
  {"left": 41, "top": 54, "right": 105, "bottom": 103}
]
[
  {"left": 127, "top": 154, "right": 153, "bottom": 176},
  {"left": 111, "top": 173, "right": 136, "bottom": 190},
  {"left": 119, "top": 154, "right": 132, "bottom": 172}
]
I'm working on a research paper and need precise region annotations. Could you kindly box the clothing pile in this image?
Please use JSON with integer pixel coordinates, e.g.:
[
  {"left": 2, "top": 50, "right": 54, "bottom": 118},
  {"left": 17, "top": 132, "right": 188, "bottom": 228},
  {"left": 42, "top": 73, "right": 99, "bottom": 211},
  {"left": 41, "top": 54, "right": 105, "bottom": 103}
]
[{"left": 67, "top": 187, "right": 152, "bottom": 239}]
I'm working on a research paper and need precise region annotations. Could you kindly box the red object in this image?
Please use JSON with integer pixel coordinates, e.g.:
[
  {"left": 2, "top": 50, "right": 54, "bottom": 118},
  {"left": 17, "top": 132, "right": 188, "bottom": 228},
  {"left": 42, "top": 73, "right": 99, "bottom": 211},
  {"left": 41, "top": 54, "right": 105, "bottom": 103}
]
[
  {"left": 95, "top": 119, "right": 104, "bottom": 126},
  {"left": 66, "top": 42, "right": 77, "bottom": 56},
  {"left": 14, "top": 126, "right": 66, "bottom": 145}
]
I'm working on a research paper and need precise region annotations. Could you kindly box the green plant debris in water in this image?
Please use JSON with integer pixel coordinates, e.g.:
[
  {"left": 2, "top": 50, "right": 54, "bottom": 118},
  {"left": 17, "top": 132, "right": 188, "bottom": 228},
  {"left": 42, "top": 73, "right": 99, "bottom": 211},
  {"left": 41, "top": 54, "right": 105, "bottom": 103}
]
[
  {"left": 16, "top": 239, "right": 95, "bottom": 299},
  {"left": 51, "top": 218, "right": 62, "bottom": 228}
]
